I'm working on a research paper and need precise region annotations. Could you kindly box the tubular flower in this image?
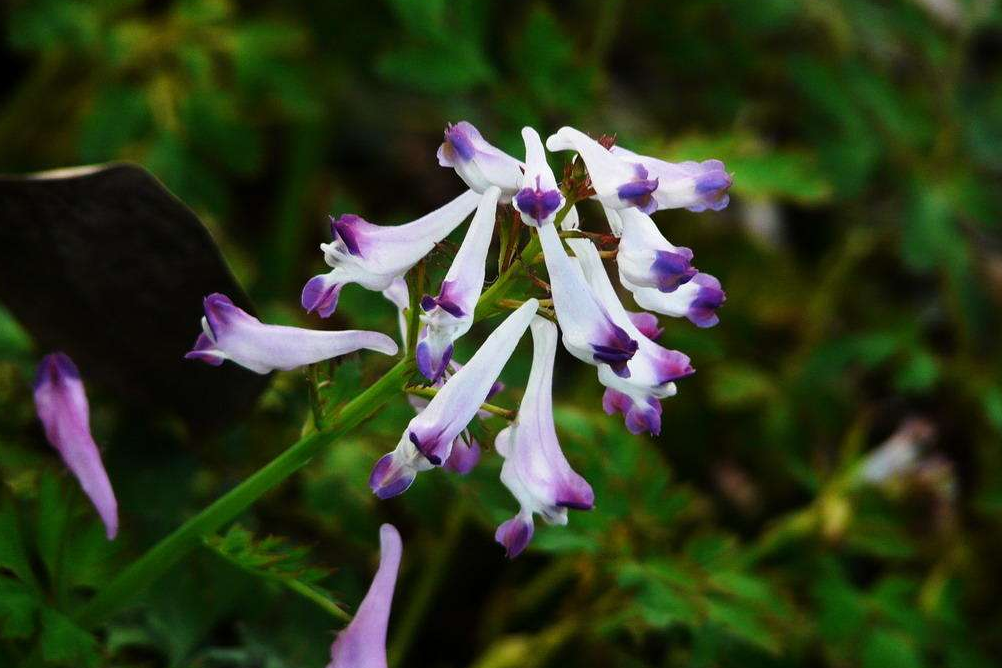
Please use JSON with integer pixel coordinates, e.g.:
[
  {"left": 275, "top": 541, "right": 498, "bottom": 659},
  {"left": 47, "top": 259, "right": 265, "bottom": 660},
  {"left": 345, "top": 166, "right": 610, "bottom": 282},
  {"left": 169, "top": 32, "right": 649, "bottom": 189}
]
[
  {"left": 369, "top": 300, "right": 538, "bottom": 499},
  {"left": 302, "top": 189, "right": 481, "bottom": 317},
  {"left": 546, "top": 126, "right": 661, "bottom": 214},
  {"left": 405, "top": 359, "right": 503, "bottom": 476},
  {"left": 537, "top": 221, "right": 638, "bottom": 378},
  {"left": 437, "top": 121, "right": 524, "bottom": 197},
  {"left": 610, "top": 146, "right": 732, "bottom": 212},
  {"left": 513, "top": 127, "right": 564, "bottom": 228},
  {"left": 33, "top": 353, "right": 118, "bottom": 539},
  {"left": 567, "top": 238, "right": 694, "bottom": 435},
  {"left": 416, "top": 187, "right": 500, "bottom": 381},
  {"left": 617, "top": 207, "right": 697, "bottom": 293},
  {"left": 326, "top": 524, "right": 402, "bottom": 668},
  {"left": 495, "top": 317, "right": 594, "bottom": 558},
  {"left": 186, "top": 293, "right": 398, "bottom": 374},
  {"left": 622, "top": 272, "right": 726, "bottom": 328}
]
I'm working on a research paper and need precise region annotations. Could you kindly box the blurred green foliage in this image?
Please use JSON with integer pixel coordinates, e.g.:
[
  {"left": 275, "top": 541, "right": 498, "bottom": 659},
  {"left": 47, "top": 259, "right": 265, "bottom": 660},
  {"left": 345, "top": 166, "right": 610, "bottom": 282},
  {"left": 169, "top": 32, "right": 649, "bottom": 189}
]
[{"left": 2, "top": 0, "right": 1002, "bottom": 666}]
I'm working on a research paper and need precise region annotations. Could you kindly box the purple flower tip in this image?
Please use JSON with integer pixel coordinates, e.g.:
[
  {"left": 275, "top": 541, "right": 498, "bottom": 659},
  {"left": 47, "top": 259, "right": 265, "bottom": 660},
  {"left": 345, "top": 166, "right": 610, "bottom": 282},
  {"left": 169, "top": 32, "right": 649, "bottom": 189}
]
[
  {"left": 618, "top": 166, "right": 660, "bottom": 213},
  {"left": 556, "top": 481, "right": 595, "bottom": 510},
  {"left": 34, "top": 351, "right": 79, "bottom": 389},
  {"left": 301, "top": 275, "right": 342, "bottom": 318},
  {"left": 654, "top": 348, "right": 695, "bottom": 384},
  {"left": 651, "top": 248, "right": 697, "bottom": 293},
  {"left": 368, "top": 453, "right": 416, "bottom": 499},
  {"left": 442, "top": 122, "right": 476, "bottom": 163},
  {"left": 184, "top": 332, "right": 224, "bottom": 366},
  {"left": 514, "top": 178, "right": 563, "bottom": 225},
  {"left": 330, "top": 214, "right": 365, "bottom": 256},
  {"left": 416, "top": 341, "right": 454, "bottom": 383},
  {"left": 689, "top": 161, "right": 733, "bottom": 212},
  {"left": 689, "top": 273, "right": 726, "bottom": 328},
  {"left": 603, "top": 389, "right": 663, "bottom": 436},
  {"left": 591, "top": 324, "right": 639, "bottom": 377},
  {"left": 421, "top": 285, "right": 466, "bottom": 318},
  {"left": 495, "top": 516, "right": 534, "bottom": 559}
]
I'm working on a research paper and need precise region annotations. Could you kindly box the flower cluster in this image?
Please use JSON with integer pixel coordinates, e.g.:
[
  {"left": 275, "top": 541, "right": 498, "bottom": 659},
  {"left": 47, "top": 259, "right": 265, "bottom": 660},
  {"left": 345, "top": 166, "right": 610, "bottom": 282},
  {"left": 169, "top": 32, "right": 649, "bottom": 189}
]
[{"left": 181, "top": 120, "right": 730, "bottom": 558}]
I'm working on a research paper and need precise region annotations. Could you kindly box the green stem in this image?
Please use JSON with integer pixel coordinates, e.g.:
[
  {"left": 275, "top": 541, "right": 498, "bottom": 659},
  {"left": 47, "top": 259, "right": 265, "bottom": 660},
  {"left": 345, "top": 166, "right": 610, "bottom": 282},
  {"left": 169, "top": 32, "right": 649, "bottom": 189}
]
[
  {"left": 473, "top": 199, "right": 576, "bottom": 322},
  {"left": 285, "top": 579, "right": 353, "bottom": 623},
  {"left": 74, "top": 359, "right": 414, "bottom": 628}
]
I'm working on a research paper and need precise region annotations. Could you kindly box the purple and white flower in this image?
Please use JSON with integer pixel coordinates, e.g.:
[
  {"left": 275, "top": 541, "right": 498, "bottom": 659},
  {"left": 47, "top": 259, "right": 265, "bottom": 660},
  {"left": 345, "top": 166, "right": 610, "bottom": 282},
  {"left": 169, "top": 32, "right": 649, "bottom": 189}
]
[
  {"left": 405, "top": 359, "right": 503, "bottom": 476},
  {"left": 326, "top": 524, "right": 402, "bottom": 668},
  {"left": 617, "top": 207, "right": 697, "bottom": 294},
  {"left": 369, "top": 300, "right": 538, "bottom": 499},
  {"left": 546, "top": 126, "right": 732, "bottom": 215},
  {"left": 437, "top": 121, "right": 524, "bottom": 198},
  {"left": 495, "top": 317, "right": 594, "bottom": 558},
  {"left": 567, "top": 238, "right": 694, "bottom": 435},
  {"left": 186, "top": 293, "right": 398, "bottom": 374},
  {"left": 513, "top": 127, "right": 564, "bottom": 228},
  {"left": 546, "top": 126, "right": 661, "bottom": 214},
  {"left": 416, "top": 187, "right": 500, "bottom": 381},
  {"left": 537, "top": 221, "right": 638, "bottom": 378},
  {"left": 622, "top": 272, "right": 726, "bottom": 328},
  {"left": 302, "top": 190, "right": 481, "bottom": 318},
  {"left": 610, "top": 146, "right": 732, "bottom": 212},
  {"left": 33, "top": 353, "right": 118, "bottom": 539}
]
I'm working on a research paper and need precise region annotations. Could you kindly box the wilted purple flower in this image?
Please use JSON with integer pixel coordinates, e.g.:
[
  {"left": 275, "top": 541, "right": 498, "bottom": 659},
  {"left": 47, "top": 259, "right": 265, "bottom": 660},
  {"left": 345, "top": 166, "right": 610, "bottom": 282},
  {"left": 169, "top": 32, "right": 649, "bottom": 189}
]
[
  {"left": 369, "top": 300, "right": 538, "bottom": 499},
  {"left": 302, "top": 190, "right": 481, "bottom": 317},
  {"left": 568, "top": 239, "right": 693, "bottom": 435},
  {"left": 416, "top": 187, "right": 500, "bottom": 381},
  {"left": 610, "top": 146, "right": 732, "bottom": 212},
  {"left": 513, "top": 128, "right": 565, "bottom": 227},
  {"left": 327, "top": 524, "right": 402, "bottom": 668},
  {"left": 186, "top": 293, "right": 398, "bottom": 374},
  {"left": 33, "top": 353, "right": 118, "bottom": 539},
  {"left": 617, "top": 208, "right": 697, "bottom": 293},
  {"left": 437, "top": 121, "right": 524, "bottom": 197},
  {"left": 495, "top": 317, "right": 594, "bottom": 558},
  {"left": 536, "top": 221, "right": 638, "bottom": 378},
  {"left": 546, "top": 126, "right": 661, "bottom": 214}
]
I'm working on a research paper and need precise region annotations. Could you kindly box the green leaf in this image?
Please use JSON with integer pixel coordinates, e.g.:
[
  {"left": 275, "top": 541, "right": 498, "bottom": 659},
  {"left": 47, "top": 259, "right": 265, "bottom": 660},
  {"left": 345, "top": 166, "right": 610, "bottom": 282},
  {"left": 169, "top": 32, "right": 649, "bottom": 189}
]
[
  {"left": 0, "top": 498, "right": 36, "bottom": 588},
  {"left": 377, "top": 40, "right": 496, "bottom": 94},
  {"left": 708, "top": 364, "right": 775, "bottom": 408},
  {"left": 39, "top": 607, "right": 99, "bottom": 667},
  {"left": 862, "top": 628, "right": 923, "bottom": 668},
  {"left": 204, "top": 525, "right": 345, "bottom": 619},
  {"left": 704, "top": 597, "right": 780, "bottom": 654},
  {"left": 0, "top": 578, "right": 39, "bottom": 639},
  {"left": 35, "top": 472, "right": 71, "bottom": 585},
  {"left": 79, "top": 86, "right": 150, "bottom": 163}
]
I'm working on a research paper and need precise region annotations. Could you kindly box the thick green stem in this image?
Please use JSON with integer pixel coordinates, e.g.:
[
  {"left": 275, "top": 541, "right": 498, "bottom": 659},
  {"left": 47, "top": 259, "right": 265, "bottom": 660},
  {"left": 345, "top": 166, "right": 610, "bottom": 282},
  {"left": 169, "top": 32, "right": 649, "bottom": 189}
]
[{"left": 74, "top": 359, "right": 414, "bottom": 627}]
